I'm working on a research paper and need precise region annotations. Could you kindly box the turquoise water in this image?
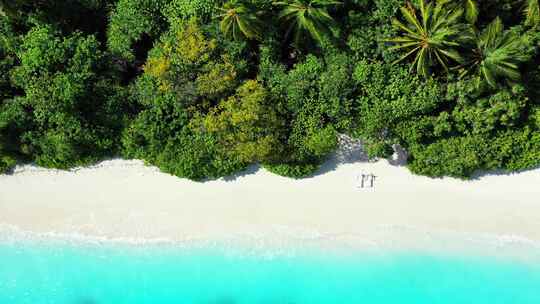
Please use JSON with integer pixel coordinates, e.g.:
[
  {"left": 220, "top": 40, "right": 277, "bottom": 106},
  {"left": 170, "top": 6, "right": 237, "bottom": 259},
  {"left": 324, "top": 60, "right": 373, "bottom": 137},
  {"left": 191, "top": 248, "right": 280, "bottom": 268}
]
[{"left": 1, "top": 241, "right": 540, "bottom": 304}]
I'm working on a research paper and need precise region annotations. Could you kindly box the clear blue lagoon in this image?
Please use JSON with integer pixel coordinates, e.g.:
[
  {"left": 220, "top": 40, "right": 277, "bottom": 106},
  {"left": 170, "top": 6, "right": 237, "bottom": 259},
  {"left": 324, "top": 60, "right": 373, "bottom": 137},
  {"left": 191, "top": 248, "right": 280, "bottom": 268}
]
[{"left": 1, "top": 240, "right": 540, "bottom": 304}]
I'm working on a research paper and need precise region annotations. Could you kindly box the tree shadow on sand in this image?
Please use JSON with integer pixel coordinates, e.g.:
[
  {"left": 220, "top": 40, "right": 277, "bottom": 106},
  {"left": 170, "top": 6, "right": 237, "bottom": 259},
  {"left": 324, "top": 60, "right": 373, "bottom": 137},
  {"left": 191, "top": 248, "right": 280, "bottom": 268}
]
[
  {"left": 307, "top": 135, "right": 409, "bottom": 178},
  {"left": 469, "top": 164, "right": 540, "bottom": 181},
  {"left": 203, "top": 134, "right": 411, "bottom": 182},
  {"left": 220, "top": 164, "right": 261, "bottom": 182}
]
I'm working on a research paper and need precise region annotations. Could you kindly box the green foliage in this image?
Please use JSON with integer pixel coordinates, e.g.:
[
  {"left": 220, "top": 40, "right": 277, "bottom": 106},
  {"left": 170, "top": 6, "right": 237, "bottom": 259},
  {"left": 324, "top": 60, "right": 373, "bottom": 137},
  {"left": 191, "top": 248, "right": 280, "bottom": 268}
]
[
  {"left": 402, "top": 82, "right": 539, "bottom": 178},
  {"left": 275, "top": 0, "right": 341, "bottom": 46},
  {"left": 0, "top": 154, "right": 16, "bottom": 173},
  {"left": 408, "top": 135, "right": 484, "bottom": 178},
  {"left": 265, "top": 52, "right": 355, "bottom": 126},
  {"left": 0, "top": 0, "right": 30, "bottom": 23},
  {"left": 0, "top": 17, "right": 18, "bottom": 101},
  {"left": 1, "top": 0, "right": 540, "bottom": 181},
  {"left": 450, "top": 85, "right": 529, "bottom": 135},
  {"left": 353, "top": 60, "right": 443, "bottom": 148},
  {"left": 408, "top": 126, "right": 540, "bottom": 178},
  {"left": 463, "top": 18, "right": 535, "bottom": 89},
  {"left": 107, "top": 0, "right": 167, "bottom": 60},
  {"left": 193, "top": 80, "right": 284, "bottom": 162},
  {"left": 0, "top": 0, "right": 115, "bottom": 38},
  {"left": 345, "top": 0, "right": 402, "bottom": 61},
  {"left": 461, "top": 0, "right": 479, "bottom": 25},
  {"left": 163, "top": 0, "right": 218, "bottom": 21},
  {"left": 218, "top": 1, "right": 263, "bottom": 40},
  {"left": 122, "top": 95, "right": 246, "bottom": 180},
  {"left": 141, "top": 18, "right": 248, "bottom": 97},
  {"left": 264, "top": 162, "right": 319, "bottom": 178},
  {"left": 259, "top": 51, "right": 352, "bottom": 177},
  {"left": 123, "top": 18, "right": 251, "bottom": 180},
  {"left": 364, "top": 139, "right": 394, "bottom": 159},
  {"left": 525, "top": 0, "right": 540, "bottom": 27},
  {"left": 387, "top": 0, "right": 470, "bottom": 77},
  {"left": 3, "top": 24, "right": 126, "bottom": 169}
]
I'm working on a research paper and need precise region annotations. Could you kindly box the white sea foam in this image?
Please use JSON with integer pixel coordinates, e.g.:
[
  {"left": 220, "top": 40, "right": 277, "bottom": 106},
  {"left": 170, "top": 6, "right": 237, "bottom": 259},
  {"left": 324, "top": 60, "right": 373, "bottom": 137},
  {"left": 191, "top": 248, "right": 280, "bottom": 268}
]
[{"left": 2, "top": 222, "right": 540, "bottom": 264}]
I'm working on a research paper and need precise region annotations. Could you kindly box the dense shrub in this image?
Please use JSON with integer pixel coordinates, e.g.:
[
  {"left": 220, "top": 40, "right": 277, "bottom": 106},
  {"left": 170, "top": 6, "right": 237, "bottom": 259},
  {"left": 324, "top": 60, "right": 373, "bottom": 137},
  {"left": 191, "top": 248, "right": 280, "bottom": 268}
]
[
  {"left": 351, "top": 58, "right": 540, "bottom": 177},
  {"left": 122, "top": 18, "right": 254, "bottom": 180},
  {"left": 192, "top": 80, "right": 285, "bottom": 163},
  {"left": 0, "top": 0, "right": 539, "bottom": 180},
  {"left": 0, "top": 17, "right": 19, "bottom": 101},
  {"left": 162, "top": 0, "right": 218, "bottom": 22},
  {"left": 0, "top": 154, "right": 16, "bottom": 173},
  {"left": 1, "top": 24, "right": 126, "bottom": 169},
  {"left": 345, "top": 0, "right": 402, "bottom": 61},
  {"left": 352, "top": 60, "right": 443, "bottom": 156},
  {"left": 258, "top": 50, "right": 354, "bottom": 177},
  {"left": 408, "top": 127, "right": 540, "bottom": 178},
  {"left": 122, "top": 94, "right": 246, "bottom": 180},
  {"left": 263, "top": 162, "right": 320, "bottom": 179},
  {"left": 107, "top": 0, "right": 168, "bottom": 60},
  {"left": 408, "top": 136, "right": 485, "bottom": 178}
]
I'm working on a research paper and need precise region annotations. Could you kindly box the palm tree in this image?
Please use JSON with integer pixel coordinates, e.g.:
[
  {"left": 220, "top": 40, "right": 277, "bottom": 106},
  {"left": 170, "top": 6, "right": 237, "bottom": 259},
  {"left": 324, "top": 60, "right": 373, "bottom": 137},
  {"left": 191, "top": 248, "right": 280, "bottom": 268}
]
[
  {"left": 218, "top": 1, "right": 263, "bottom": 40},
  {"left": 387, "top": 0, "right": 470, "bottom": 77},
  {"left": 462, "top": 0, "right": 479, "bottom": 24},
  {"left": 464, "top": 17, "right": 532, "bottom": 89},
  {"left": 274, "top": 0, "right": 341, "bottom": 46},
  {"left": 0, "top": 0, "right": 28, "bottom": 20},
  {"left": 524, "top": 0, "right": 540, "bottom": 27},
  {"left": 446, "top": 0, "right": 479, "bottom": 25}
]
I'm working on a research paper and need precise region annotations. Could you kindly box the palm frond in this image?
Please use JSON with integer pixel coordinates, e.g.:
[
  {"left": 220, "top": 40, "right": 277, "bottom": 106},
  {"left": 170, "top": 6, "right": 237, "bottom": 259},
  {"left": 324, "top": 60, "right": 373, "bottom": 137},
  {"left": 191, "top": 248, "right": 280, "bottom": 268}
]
[
  {"left": 464, "top": 0, "right": 479, "bottom": 24},
  {"left": 466, "top": 17, "right": 532, "bottom": 89},
  {"left": 525, "top": 0, "right": 540, "bottom": 27},
  {"left": 219, "top": 2, "right": 263, "bottom": 41},
  {"left": 386, "top": 0, "right": 467, "bottom": 77},
  {"left": 275, "top": 0, "right": 340, "bottom": 45}
]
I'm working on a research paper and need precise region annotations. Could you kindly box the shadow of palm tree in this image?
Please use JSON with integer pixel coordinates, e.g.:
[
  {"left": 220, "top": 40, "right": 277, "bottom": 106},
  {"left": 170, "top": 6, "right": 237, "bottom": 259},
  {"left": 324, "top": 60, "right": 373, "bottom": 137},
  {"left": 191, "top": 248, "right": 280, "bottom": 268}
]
[{"left": 308, "top": 134, "right": 374, "bottom": 178}]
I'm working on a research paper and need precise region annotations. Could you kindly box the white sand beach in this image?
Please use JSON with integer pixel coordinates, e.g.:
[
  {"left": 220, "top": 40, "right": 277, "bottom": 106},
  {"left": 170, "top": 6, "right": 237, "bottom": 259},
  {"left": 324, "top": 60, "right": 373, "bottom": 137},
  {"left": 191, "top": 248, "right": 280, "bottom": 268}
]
[{"left": 1, "top": 137, "right": 540, "bottom": 256}]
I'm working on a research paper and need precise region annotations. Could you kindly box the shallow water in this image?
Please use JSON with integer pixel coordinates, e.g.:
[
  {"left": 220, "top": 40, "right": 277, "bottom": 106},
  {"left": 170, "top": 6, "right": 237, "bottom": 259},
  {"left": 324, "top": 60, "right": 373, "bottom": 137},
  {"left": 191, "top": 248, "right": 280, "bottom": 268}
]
[{"left": 1, "top": 239, "right": 540, "bottom": 304}]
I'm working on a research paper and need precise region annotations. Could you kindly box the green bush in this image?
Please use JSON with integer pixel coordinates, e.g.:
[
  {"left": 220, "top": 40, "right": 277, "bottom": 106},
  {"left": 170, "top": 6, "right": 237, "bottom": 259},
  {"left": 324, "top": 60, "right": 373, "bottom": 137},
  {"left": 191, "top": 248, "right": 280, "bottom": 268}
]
[
  {"left": 408, "top": 127, "right": 540, "bottom": 178},
  {"left": 345, "top": 0, "right": 402, "bottom": 61},
  {"left": 408, "top": 136, "right": 485, "bottom": 178},
  {"left": 450, "top": 85, "right": 528, "bottom": 135},
  {"left": 0, "top": 154, "right": 16, "bottom": 173},
  {"left": 256, "top": 51, "right": 352, "bottom": 177},
  {"left": 3, "top": 24, "right": 126, "bottom": 169},
  {"left": 162, "top": 0, "right": 218, "bottom": 22},
  {"left": 0, "top": 17, "right": 18, "bottom": 101},
  {"left": 1, "top": 0, "right": 540, "bottom": 181},
  {"left": 122, "top": 18, "right": 254, "bottom": 180},
  {"left": 107, "top": 0, "right": 168, "bottom": 60},
  {"left": 192, "top": 80, "right": 285, "bottom": 163},
  {"left": 352, "top": 60, "right": 443, "bottom": 149},
  {"left": 263, "top": 162, "right": 320, "bottom": 179},
  {"left": 261, "top": 49, "right": 353, "bottom": 172},
  {"left": 122, "top": 99, "right": 246, "bottom": 180}
]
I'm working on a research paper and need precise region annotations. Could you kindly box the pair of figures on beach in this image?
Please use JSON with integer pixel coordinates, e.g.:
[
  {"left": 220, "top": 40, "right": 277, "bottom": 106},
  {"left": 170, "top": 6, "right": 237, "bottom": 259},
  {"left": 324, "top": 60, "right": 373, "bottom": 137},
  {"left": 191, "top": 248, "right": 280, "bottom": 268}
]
[{"left": 358, "top": 173, "right": 376, "bottom": 188}]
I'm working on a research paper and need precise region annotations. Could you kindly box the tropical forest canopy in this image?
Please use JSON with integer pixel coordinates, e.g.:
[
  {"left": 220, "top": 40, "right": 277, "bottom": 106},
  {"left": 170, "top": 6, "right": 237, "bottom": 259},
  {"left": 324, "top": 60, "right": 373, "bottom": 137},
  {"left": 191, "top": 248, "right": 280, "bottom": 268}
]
[{"left": 0, "top": 0, "right": 539, "bottom": 179}]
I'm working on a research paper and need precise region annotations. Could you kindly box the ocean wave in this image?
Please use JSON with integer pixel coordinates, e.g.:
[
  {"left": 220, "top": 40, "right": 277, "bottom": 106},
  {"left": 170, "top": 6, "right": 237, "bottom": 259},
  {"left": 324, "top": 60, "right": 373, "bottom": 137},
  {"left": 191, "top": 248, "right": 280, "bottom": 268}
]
[{"left": 2, "top": 222, "right": 540, "bottom": 262}]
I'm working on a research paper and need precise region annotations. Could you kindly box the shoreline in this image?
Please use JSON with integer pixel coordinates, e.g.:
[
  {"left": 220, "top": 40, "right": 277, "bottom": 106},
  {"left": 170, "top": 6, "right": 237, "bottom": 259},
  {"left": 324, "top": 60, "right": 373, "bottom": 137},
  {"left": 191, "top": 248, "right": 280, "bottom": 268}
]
[
  {"left": 2, "top": 142, "right": 540, "bottom": 259},
  {"left": 2, "top": 222, "right": 540, "bottom": 264}
]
